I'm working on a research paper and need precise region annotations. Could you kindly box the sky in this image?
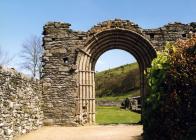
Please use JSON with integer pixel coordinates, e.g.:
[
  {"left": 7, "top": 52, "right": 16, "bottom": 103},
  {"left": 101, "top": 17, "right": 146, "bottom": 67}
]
[
  {"left": 95, "top": 49, "right": 136, "bottom": 72},
  {"left": 0, "top": 0, "right": 196, "bottom": 73}
]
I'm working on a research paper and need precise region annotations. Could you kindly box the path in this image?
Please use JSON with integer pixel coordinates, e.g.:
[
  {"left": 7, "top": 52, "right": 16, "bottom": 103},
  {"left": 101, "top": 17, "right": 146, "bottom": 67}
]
[{"left": 14, "top": 125, "right": 143, "bottom": 140}]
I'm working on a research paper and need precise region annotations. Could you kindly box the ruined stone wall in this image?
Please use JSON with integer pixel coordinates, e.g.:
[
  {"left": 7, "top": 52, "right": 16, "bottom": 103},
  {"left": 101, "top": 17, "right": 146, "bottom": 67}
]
[
  {"left": 42, "top": 19, "right": 195, "bottom": 125},
  {"left": 42, "top": 22, "right": 86, "bottom": 125},
  {"left": 0, "top": 67, "right": 43, "bottom": 140},
  {"left": 144, "top": 22, "right": 195, "bottom": 50},
  {"left": 86, "top": 20, "right": 195, "bottom": 51}
]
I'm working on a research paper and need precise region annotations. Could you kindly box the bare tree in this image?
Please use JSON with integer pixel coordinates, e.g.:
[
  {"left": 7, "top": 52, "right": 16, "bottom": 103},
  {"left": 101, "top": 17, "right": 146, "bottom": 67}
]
[
  {"left": 21, "top": 35, "right": 43, "bottom": 78},
  {"left": 0, "top": 46, "right": 13, "bottom": 66}
]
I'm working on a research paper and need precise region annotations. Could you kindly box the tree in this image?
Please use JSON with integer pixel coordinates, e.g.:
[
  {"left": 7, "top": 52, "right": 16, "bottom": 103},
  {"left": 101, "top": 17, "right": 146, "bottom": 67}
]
[
  {"left": 0, "top": 46, "right": 13, "bottom": 66},
  {"left": 21, "top": 35, "right": 43, "bottom": 78}
]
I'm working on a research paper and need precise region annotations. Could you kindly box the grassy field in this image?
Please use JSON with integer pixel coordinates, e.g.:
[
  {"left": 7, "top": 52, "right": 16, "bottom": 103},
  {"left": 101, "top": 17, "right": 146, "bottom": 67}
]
[
  {"left": 95, "top": 63, "right": 141, "bottom": 125},
  {"left": 96, "top": 106, "right": 141, "bottom": 125}
]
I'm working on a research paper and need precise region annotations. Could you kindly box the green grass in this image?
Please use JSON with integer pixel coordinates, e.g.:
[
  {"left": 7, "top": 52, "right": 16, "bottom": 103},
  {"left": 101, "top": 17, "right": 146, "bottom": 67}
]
[
  {"left": 95, "top": 63, "right": 140, "bottom": 97},
  {"left": 96, "top": 106, "right": 141, "bottom": 125},
  {"left": 96, "top": 89, "right": 140, "bottom": 101}
]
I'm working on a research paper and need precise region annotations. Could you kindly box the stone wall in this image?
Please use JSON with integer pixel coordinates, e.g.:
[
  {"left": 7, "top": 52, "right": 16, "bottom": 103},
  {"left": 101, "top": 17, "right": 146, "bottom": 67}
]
[
  {"left": 96, "top": 100, "right": 121, "bottom": 107},
  {"left": 143, "top": 22, "right": 195, "bottom": 50},
  {"left": 42, "top": 19, "right": 196, "bottom": 125},
  {"left": 0, "top": 67, "right": 43, "bottom": 140},
  {"left": 42, "top": 22, "right": 83, "bottom": 126}
]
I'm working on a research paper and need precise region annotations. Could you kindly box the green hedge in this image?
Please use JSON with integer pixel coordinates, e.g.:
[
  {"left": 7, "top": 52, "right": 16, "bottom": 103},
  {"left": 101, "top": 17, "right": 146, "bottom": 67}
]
[{"left": 143, "top": 36, "right": 196, "bottom": 140}]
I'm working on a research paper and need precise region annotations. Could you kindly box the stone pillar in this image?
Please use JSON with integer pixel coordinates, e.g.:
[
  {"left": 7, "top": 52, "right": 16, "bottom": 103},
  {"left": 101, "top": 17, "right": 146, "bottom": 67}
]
[{"left": 42, "top": 22, "right": 78, "bottom": 126}]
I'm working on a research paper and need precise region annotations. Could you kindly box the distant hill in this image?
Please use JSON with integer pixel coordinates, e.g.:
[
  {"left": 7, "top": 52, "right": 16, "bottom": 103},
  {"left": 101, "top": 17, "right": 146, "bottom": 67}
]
[{"left": 95, "top": 63, "right": 140, "bottom": 98}]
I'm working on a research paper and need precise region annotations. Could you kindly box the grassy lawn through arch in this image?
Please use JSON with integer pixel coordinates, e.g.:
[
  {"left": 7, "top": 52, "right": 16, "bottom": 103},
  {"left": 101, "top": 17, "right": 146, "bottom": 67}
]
[{"left": 96, "top": 106, "right": 141, "bottom": 125}]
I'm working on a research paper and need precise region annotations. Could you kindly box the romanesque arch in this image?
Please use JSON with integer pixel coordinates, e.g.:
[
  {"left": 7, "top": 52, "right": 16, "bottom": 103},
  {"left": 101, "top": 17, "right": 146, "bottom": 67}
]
[
  {"left": 42, "top": 19, "right": 194, "bottom": 125},
  {"left": 76, "top": 29, "right": 156, "bottom": 124}
]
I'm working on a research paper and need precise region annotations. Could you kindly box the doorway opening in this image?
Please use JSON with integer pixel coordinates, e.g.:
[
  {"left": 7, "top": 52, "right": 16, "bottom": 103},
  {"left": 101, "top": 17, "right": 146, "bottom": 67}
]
[{"left": 95, "top": 49, "right": 141, "bottom": 124}]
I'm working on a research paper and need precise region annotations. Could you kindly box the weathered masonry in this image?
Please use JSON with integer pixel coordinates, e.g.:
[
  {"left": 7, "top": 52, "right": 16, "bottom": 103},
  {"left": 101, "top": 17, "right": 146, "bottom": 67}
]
[
  {"left": 42, "top": 19, "right": 196, "bottom": 125},
  {"left": 0, "top": 67, "right": 43, "bottom": 140}
]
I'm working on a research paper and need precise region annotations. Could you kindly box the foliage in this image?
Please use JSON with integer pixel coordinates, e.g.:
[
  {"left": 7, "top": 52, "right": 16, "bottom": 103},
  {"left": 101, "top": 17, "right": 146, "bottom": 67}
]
[
  {"left": 96, "top": 106, "right": 141, "bottom": 124},
  {"left": 95, "top": 63, "right": 140, "bottom": 97},
  {"left": 143, "top": 35, "right": 196, "bottom": 140}
]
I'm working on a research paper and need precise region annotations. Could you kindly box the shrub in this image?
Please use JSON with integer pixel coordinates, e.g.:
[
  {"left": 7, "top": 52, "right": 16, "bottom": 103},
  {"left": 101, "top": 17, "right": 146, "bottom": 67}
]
[{"left": 143, "top": 35, "right": 196, "bottom": 140}]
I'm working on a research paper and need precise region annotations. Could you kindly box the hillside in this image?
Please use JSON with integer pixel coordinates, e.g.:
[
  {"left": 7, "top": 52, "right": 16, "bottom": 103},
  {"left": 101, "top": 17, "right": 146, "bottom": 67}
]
[{"left": 95, "top": 63, "right": 140, "bottom": 98}]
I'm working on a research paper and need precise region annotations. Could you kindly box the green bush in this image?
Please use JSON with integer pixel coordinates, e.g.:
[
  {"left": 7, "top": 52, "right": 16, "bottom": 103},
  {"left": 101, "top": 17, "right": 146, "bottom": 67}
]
[{"left": 143, "top": 35, "right": 196, "bottom": 140}]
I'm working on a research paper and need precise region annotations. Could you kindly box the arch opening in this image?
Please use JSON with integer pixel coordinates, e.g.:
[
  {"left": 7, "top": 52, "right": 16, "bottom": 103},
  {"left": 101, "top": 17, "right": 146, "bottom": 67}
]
[
  {"left": 76, "top": 29, "right": 156, "bottom": 124},
  {"left": 95, "top": 49, "right": 141, "bottom": 124}
]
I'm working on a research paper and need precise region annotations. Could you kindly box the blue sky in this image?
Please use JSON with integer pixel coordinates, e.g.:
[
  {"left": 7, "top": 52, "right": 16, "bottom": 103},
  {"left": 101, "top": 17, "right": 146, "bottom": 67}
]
[
  {"left": 0, "top": 0, "right": 195, "bottom": 72},
  {"left": 95, "top": 49, "right": 136, "bottom": 72}
]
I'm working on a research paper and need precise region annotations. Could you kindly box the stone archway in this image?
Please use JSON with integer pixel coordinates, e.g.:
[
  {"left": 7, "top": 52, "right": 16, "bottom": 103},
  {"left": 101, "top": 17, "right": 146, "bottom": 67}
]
[
  {"left": 42, "top": 19, "right": 192, "bottom": 125},
  {"left": 76, "top": 29, "right": 156, "bottom": 124}
]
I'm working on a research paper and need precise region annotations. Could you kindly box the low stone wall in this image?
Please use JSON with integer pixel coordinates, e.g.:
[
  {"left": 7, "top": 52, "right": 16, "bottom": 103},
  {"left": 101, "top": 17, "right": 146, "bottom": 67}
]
[
  {"left": 96, "top": 100, "right": 121, "bottom": 107},
  {"left": 0, "top": 66, "right": 43, "bottom": 140}
]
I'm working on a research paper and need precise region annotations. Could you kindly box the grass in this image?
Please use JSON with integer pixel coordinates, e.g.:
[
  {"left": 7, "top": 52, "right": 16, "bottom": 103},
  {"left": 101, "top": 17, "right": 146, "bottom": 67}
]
[
  {"left": 95, "top": 63, "right": 140, "bottom": 97},
  {"left": 96, "top": 106, "right": 141, "bottom": 125},
  {"left": 96, "top": 89, "right": 140, "bottom": 101}
]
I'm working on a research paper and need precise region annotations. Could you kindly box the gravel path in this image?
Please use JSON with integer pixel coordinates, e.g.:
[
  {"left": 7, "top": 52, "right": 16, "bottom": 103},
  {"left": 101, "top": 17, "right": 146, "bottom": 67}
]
[{"left": 14, "top": 125, "right": 143, "bottom": 140}]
